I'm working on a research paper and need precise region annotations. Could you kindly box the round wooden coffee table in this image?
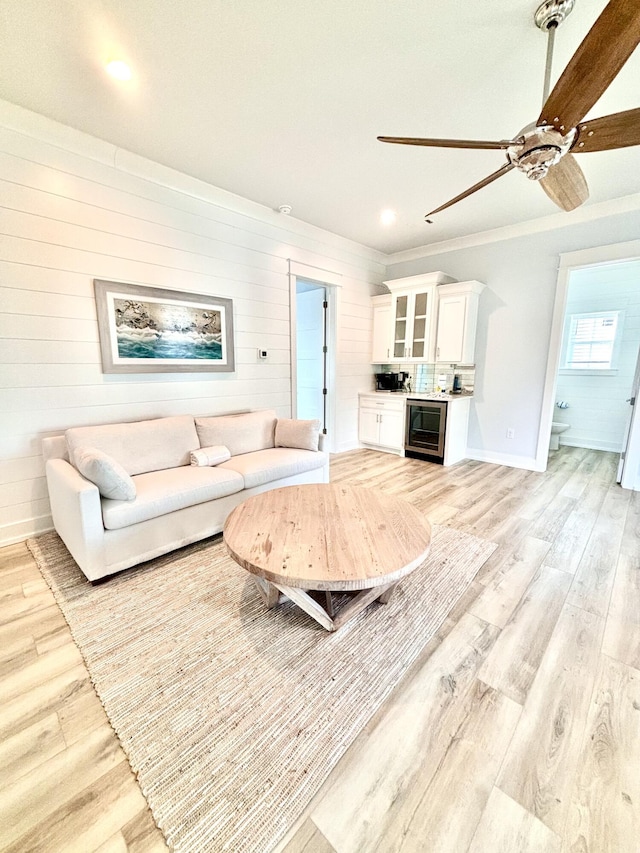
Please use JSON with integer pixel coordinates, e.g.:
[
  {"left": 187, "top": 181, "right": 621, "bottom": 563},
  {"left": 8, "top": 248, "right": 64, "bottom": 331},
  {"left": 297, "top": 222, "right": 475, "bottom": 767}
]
[{"left": 223, "top": 483, "right": 432, "bottom": 632}]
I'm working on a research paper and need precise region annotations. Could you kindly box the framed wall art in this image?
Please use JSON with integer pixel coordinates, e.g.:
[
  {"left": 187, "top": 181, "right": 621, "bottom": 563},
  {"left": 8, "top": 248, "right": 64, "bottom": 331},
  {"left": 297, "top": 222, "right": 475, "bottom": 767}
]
[{"left": 94, "top": 280, "right": 235, "bottom": 373}]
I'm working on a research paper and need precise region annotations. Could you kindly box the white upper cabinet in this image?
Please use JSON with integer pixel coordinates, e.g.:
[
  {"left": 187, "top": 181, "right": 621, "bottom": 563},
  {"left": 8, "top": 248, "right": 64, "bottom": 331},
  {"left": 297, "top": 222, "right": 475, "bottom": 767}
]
[
  {"left": 370, "top": 273, "right": 485, "bottom": 365},
  {"left": 384, "top": 272, "right": 455, "bottom": 363},
  {"left": 371, "top": 294, "right": 393, "bottom": 363},
  {"left": 435, "top": 280, "right": 485, "bottom": 364}
]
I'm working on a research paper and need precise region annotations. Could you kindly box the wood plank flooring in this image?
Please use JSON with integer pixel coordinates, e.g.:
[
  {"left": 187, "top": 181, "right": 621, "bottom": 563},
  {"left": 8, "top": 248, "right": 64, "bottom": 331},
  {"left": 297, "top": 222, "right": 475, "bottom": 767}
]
[{"left": 0, "top": 447, "right": 638, "bottom": 852}]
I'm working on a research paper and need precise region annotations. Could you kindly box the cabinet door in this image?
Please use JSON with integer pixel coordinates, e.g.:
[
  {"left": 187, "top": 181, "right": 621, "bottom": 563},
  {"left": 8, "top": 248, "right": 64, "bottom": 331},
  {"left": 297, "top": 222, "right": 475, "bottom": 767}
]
[
  {"left": 392, "top": 294, "right": 410, "bottom": 360},
  {"left": 436, "top": 295, "right": 467, "bottom": 363},
  {"left": 411, "top": 290, "right": 433, "bottom": 359},
  {"left": 371, "top": 302, "right": 392, "bottom": 363},
  {"left": 358, "top": 408, "right": 380, "bottom": 444},
  {"left": 378, "top": 410, "right": 404, "bottom": 450}
]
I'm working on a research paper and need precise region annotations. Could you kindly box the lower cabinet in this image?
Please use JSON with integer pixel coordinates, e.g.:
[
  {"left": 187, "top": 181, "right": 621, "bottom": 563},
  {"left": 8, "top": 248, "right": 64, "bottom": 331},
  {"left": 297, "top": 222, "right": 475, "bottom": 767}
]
[{"left": 358, "top": 394, "right": 405, "bottom": 453}]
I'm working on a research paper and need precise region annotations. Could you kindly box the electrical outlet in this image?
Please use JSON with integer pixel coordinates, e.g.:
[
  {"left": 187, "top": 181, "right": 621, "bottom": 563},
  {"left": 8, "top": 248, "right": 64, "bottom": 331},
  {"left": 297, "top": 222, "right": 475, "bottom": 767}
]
[{"left": 506, "top": 428, "right": 515, "bottom": 439}]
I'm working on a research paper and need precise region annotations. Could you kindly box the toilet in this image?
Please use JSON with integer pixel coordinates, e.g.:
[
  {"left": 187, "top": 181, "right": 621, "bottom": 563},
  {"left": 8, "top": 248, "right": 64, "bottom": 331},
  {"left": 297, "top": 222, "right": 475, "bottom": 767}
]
[{"left": 550, "top": 421, "right": 570, "bottom": 451}]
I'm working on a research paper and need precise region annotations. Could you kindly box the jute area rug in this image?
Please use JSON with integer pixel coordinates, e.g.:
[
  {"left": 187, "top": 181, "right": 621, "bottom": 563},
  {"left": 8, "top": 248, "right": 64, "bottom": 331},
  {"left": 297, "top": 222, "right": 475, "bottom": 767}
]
[{"left": 28, "top": 526, "right": 496, "bottom": 853}]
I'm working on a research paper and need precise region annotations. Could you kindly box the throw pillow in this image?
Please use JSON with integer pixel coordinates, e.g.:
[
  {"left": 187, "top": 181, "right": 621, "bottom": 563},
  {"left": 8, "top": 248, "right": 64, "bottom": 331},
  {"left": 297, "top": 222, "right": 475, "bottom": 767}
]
[
  {"left": 275, "top": 418, "right": 320, "bottom": 452},
  {"left": 190, "top": 445, "right": 231, "bottom": 467},
  {"left": 74, "top": 448, "right": 137, "bottom": 501},
  {"left": 195, "top": 410, "right": 277, "bottom": 457}
]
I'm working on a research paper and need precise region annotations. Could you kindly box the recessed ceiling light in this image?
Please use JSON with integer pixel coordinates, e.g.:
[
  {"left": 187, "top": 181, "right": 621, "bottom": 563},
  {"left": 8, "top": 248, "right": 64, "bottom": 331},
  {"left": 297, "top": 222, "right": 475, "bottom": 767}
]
[
  {"left": 106, "top": 60, "right": 132, "bottom": 81},
  {"left": 380, "top": 209, "right": 396, "bottom": 226}
]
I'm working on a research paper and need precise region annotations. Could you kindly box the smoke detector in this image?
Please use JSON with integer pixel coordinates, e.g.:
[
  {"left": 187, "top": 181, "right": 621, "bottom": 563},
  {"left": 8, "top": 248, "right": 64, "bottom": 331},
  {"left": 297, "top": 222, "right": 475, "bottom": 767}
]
[{"left": 278, "top": 204, "right": 292, "bottom": 215}]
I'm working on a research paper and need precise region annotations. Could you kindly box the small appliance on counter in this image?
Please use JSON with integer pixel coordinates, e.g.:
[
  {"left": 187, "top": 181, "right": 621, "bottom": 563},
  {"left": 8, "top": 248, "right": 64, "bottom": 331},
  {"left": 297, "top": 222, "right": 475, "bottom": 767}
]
[
  {"left": 375, "top": 372, "right": 408, "bottom": 392},
  {"left": 452, "top": 374, "right": 462, "bottom": 394}
]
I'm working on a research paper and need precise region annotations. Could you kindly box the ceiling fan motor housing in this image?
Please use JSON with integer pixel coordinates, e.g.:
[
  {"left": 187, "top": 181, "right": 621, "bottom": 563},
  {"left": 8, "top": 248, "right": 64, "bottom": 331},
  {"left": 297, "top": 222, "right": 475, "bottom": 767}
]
[
  {"left": 534, "top": 0, "right": 576, "bottom": 31},
  {"left": 507, "top": 125, "right": 576, "bottom": 180}
]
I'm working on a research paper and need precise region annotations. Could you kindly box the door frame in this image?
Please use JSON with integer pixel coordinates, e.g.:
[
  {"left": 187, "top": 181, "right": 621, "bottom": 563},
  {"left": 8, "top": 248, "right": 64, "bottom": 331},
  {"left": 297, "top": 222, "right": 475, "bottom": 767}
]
[
  {"left": 288, "top": 260, "right": 341, "bottom": 453},
  {"left": 619, "top": 344, "right": 640, "bottom": 489},
  {"left": 536, "top": 238, "right": 640, "bottom": 474}
]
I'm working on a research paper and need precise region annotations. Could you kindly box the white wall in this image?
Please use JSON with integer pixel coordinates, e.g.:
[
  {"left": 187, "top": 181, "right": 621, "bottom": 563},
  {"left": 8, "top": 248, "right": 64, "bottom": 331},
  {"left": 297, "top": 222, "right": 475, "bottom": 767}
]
[
  {"left": 386, "top": 211, "right": 640, "bottom": 469},
  {"left": 555, "top": 260, "right": 640, "bottom": 452},
  {"left": 0, "top": 102, "right": 385, "bottom": 546}
]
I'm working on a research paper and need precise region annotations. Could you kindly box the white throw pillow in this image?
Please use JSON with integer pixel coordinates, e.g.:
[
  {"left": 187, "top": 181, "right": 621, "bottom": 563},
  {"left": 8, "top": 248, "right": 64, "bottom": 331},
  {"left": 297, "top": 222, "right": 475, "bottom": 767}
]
[
  {"left": 190, "top": 445, "right": 231, "bottom": 467},
  {"left": 74, "top": 448, "right": 136, "bottom": 501},
  {"left": 275, "top": 418, "right": 320, "bottom": 452},
  {"left": 195, "top": 410, "right": 277, "bottom": 457}
]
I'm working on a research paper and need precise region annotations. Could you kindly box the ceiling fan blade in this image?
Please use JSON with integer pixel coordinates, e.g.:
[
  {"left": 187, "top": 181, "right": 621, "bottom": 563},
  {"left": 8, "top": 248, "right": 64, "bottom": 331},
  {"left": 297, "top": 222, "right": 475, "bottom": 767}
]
[
  {"left": 425, "top": 162, "right": 515, "bottom": 218},
  {"left": 572, "top": 107, "right": 640, "bottom": 152},
  {"left": 378, "top": 136, "right": 518, "bottom": 151},
  {"left": 538, "top": 0, "right": 640, "bottom": 133},
  {"left": 539, "top": 154, "right": 589, "bottom": 211}
]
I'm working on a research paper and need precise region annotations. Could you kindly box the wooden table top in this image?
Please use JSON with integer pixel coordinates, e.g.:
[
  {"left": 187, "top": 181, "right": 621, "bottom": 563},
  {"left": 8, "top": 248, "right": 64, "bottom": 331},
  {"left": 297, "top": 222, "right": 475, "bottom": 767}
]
[{"left": 223, "top": 483, "right": 432, "bottom": 591}]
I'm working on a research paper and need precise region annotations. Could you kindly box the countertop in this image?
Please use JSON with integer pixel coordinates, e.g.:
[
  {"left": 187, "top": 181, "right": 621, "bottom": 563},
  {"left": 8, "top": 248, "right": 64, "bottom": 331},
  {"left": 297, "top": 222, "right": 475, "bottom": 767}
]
[{"left": 360, "top": 391, "right": 473, "bottom": 402}]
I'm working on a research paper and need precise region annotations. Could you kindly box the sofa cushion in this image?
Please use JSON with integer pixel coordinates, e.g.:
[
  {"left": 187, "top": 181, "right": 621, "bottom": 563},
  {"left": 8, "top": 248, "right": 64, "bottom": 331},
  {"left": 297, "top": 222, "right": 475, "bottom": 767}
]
[
  {"left": 101, "top": 465, "right": 244, "bottom": 530},
  {"left": 275, "top": 418, "right": 320, "bottom": 452},
  {"left": 195, "top": 410, "right": 277, "bottom": 457},
  {"left": 75, "top": 448, "right": 136, "bottom": 501},
  {"left": 218, "top": 447, "right": 328, "bottom": 490},
  {"left": 190, "top": 445, "right": 231, "bottom": 467},
  {"left": 66, "top": 416, "right": 199, "bottom": 476}
]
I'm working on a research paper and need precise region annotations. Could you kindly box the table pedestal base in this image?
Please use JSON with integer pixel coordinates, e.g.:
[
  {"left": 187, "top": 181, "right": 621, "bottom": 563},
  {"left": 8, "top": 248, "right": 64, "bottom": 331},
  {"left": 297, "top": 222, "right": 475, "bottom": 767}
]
[{"left": 252, "top": 576, "right": 398, "bottom": 632}]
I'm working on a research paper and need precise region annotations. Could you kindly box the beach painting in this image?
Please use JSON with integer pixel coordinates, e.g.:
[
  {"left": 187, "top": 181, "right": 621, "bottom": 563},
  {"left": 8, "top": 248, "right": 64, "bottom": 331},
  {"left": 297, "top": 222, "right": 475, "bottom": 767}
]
[{"left": 94, "top": 280, "right": 235, "bottom": 373}]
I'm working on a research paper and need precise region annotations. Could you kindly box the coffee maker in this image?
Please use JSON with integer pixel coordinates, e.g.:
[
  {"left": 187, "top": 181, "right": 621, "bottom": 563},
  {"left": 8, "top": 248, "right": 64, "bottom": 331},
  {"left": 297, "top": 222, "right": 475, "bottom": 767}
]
[{"left": 375, "top": 372, "right": 408, "bottom": 392}]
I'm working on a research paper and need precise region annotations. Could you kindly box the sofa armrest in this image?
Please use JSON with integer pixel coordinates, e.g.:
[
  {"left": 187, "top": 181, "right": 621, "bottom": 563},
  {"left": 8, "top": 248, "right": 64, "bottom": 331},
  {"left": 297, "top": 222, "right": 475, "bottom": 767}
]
[{"left": 45, "top": 458, "right": 106, "bottom": 581}]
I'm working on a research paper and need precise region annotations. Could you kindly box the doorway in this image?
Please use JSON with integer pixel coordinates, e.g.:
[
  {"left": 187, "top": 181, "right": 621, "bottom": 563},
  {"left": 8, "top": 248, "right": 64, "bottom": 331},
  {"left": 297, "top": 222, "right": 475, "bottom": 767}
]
[
  {"left": 554, "top": 260, "right": 640, "bottom": 454},
  {"left": 538, "top": 241, "right": 640, "bottom": 488},
  {"left": 288, "top": 260, "right": 339, "bottom": 452},
  {"left": 295, "top": 280, "right": 327, "bottom": 427}
]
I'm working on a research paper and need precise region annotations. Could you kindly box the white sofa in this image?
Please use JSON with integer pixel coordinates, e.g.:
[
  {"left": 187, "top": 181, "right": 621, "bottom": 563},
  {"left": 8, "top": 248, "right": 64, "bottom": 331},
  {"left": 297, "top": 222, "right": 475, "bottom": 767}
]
[{"left": 42, "top": 409, "right": 329, "bottom": 582}]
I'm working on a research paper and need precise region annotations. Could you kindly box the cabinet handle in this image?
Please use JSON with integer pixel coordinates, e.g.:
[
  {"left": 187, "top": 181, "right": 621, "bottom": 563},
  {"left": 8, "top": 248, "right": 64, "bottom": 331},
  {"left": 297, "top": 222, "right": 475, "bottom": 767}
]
[
  {"left": 437, "top": 346, "right": 440, "bottom": 359},
  {"left": 387, "top": 348, "right": 390, "bottom": 358}
]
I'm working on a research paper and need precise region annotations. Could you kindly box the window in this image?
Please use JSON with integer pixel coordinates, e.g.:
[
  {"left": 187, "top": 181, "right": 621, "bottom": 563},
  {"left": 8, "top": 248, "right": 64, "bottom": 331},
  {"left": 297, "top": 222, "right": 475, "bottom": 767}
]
[{"left": 562, "top": 310, "right": 621, "bottom": 370}]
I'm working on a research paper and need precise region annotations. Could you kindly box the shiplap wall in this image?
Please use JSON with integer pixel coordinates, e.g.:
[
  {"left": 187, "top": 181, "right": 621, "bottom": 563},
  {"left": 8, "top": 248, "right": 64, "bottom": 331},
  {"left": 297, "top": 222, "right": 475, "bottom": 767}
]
[
  {"left": 555, "top": 259, "right": 640, "bottom": 452},
  {"left": 0, "top": 102, "right": 385, "bottom": 545}
]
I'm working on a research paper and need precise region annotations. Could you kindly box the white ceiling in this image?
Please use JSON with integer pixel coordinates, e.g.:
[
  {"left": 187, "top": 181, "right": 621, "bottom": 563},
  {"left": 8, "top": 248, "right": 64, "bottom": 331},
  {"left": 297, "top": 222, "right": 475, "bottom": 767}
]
[{"left": 1, "top": 0, "right": 639, "bottom": 254}]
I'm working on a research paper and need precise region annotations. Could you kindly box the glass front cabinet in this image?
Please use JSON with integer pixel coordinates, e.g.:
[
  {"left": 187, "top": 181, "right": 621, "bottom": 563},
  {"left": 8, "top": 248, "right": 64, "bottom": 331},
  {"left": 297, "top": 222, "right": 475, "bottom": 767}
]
[{"left": 388, "top": 272, "right": 456, "bottom": 363}]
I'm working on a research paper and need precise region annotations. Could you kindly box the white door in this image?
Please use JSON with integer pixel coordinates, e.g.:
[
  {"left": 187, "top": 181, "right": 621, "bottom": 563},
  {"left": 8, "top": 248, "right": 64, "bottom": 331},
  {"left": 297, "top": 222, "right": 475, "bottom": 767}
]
[
  {"left": 618, "top": 343, "right": 640, "bottom": 486},
  {"left": 358, "top": 408, "right": 380, "bottom": 444},
  {"left": 378, "top": 410, "right": 404, "bottom": 450},
  {"left": 436, "top": 294, "right": 466, "bottom": 362},
  {"left": 371, "top": 300, "right": 393, "bottom": 363},
  {"left": 296, "top": 284, "right": 326, "bottom": 426}
]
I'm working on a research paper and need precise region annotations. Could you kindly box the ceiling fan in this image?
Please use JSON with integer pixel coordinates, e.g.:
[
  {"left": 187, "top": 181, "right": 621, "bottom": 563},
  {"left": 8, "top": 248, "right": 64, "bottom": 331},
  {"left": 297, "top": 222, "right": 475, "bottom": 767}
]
[{"left": 378, "top": 0, "right": 640, "bottom": 221}]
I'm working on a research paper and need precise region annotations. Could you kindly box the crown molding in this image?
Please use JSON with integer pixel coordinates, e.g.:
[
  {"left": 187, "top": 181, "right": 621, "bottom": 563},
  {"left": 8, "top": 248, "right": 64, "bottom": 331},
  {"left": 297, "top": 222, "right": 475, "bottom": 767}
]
[{"left": 386, "top": 193, "right": 640, "bottom": 264}]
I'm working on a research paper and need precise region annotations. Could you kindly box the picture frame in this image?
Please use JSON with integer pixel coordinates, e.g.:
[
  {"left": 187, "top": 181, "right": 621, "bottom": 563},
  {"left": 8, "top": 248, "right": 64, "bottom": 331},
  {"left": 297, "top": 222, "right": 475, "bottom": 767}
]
[{"left": 94, "top": 280, "right": 235, "bottom": 374}]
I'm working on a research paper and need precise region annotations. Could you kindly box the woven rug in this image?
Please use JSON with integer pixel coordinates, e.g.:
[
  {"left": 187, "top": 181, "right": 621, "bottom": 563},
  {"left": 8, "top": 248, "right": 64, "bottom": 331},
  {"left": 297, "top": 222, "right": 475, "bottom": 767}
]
[{"left": 28, "top": 526, "right": 496, "bottom": 853}]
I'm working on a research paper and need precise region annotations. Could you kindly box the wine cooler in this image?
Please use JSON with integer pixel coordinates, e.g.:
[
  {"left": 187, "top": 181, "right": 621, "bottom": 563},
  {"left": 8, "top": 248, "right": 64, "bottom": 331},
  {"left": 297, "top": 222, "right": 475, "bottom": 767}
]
[{"left": 404, "top": 399, "right": 447, "bottom": 463}]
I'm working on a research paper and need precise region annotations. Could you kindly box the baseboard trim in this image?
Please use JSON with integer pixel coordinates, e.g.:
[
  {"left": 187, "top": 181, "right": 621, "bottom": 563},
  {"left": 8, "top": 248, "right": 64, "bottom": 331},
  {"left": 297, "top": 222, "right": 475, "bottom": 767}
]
[
  {"left": 0, "top": 515, "right": 54, "bottom": 547},
  {"left": 333, "top": 441, "right": 363, "bottom": 454},
  {"left": 560, "top": 438, "right": 622, "bottom": 453},
  {"left": 466, "top": 448, "right": 541, "bottom": 471}
]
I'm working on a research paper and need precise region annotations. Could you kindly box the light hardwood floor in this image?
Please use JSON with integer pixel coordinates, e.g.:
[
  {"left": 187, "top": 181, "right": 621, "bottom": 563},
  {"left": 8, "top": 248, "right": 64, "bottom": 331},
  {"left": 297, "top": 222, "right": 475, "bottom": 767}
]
[{"left": 0, "top": 447, "right": 638, "bottom": 852}]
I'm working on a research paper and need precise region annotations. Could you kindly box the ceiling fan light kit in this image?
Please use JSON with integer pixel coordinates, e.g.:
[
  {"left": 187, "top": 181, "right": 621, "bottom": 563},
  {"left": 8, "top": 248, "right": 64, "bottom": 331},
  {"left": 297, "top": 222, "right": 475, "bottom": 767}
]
[
  {"left": 506, "top": 124, "right": 576, "bottom": 181},
  {"left": 378, "top": 0, "right": 640, "bottom": 220}
]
